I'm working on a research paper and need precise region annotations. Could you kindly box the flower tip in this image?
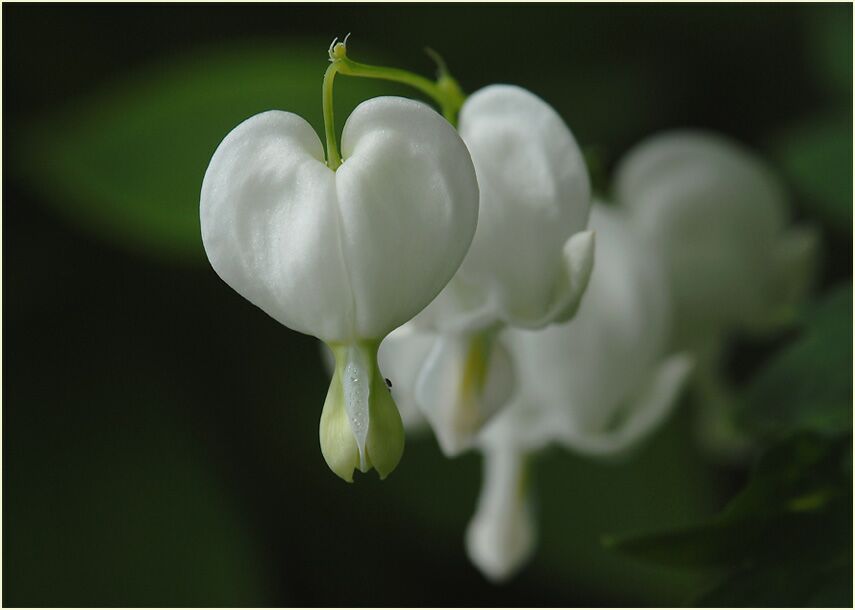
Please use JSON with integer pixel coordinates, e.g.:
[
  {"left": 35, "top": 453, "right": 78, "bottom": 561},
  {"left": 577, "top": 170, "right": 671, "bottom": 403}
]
[
  {"left": 328, "top": 34, "right": 350, "bottom": 62},
  {"left": 320, "top": 341, "right": 405, "bottom": 482}
]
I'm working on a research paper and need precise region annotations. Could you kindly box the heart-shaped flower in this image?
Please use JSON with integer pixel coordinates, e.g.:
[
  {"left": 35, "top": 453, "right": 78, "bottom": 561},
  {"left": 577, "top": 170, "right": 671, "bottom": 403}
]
[
  {"left": 614, "top": 130, "right": 818, "bottom": 348},
  {"left": 418, "top": 84, "right": 595, "bottom": 332},
  {"left": 201, "top": 96, "right": 479, "bottom": 481},
  {"left": 408, "top": 84, "right": 595, "bottom": 455}
]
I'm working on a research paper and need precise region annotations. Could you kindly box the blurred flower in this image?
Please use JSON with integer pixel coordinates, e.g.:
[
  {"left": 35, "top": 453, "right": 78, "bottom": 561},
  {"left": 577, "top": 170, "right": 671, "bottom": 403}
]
[
  {"left": 409, "top": 85, "right": 595, "bottom": 454},
  {"left": 465, "top": 204, "right": 692, "bottom": 580},
  {"left": 614, "top": 130, "right": 819, "bottom": 459},
  {"left": 201, "top": 97, "right": 479, "bottom": 481}
]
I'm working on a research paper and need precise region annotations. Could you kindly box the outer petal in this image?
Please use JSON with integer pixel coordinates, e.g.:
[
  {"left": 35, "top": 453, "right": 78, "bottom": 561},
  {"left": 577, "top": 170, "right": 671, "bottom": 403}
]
[
  {"left": 434, "top": 84, "right": 591, "bottom": 330},
  {"left": 202, "top": 98, "right": 479, "bottom": 343},
  {"left": 337, "top": 97, "right": 480, "bottom": 339},
  {"left": 615, "top": 130, "right": 818, "bottom": 343},
  {"left": 557, "top": 353, "right": 693, "bottom": 456},
  {"left": 201, "top": 110, "right": 352, "bottom": 340}
]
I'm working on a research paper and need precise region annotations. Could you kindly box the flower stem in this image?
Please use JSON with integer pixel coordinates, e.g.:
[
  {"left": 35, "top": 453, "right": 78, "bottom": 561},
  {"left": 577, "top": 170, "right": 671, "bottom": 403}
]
[
  {"left": 335, "top": 54, "right": 465, "bottom": 124},
  {"left": 322, "top": 61, "right": 342, "bottom": 170},
  {"left": 321, "top": 38, "right": 467, "bottom": 170}
]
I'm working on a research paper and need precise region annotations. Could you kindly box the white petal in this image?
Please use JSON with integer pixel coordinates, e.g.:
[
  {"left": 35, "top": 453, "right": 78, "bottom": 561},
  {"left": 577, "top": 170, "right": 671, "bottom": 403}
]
[
  {"left": 414, "top": 330, "right": 515, "bottom": 456},
  {"left": 557, "top": 352, "right": 693, "bottom": 456},
  {"left": 483, "top": 204, "right": 677, "bottom": 453},
  {"left": 376, "top": 325, "right": 434, "bottom": 432},
  {"left": 201, "top": 98, "right": 479, "bottom": 343},
  {"left": 201, "top": 110, "right": 350, "bottom": 340},
  {"left": 466, "top": 446, "right": 536, "bottom": 582},
  {"left": 615, "top": 130, "right": 817, "bottom": 343},
  {"left": 337, "top": 97, "right": 480, "bottom": 339},
  {"left": 431, "top": 85, "right": 591, "bottom": 330}
]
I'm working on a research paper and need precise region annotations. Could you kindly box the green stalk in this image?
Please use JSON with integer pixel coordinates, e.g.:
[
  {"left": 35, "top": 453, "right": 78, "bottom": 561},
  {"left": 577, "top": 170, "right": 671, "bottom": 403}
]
[{"left": 321, "top": 39, "right": 467, "bottom": 170}]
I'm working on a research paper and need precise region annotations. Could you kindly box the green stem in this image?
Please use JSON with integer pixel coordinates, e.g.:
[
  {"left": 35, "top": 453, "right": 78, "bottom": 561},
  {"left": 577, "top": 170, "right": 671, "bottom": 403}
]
[
  {"left": 322, "top": 61, "right": 342, "bottom": 170},
  {"left": 321, "top": 40, "right": 467, "bottom": 170},
  {"left": 335, "top": 55, "right": 465, "bottom": 124}
]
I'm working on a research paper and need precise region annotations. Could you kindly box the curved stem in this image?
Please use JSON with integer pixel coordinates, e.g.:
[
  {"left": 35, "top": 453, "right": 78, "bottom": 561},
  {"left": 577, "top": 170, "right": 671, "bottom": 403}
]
[
  {"left": 335, "top": 55, "right": 465, "bottom": 125},
  {"left": 321, "top": 40, "right": 467, "bottom": 170},
  {"left": 322, "top": 62, "right": 342, "bottom": 170}
]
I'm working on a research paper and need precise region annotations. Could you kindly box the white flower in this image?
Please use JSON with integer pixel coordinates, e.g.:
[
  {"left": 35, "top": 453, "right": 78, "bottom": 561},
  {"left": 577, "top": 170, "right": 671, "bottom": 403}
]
[
  {"left": 614, "top": 130, "right": 818, "bottom": 348},
  {"left": 201, "top": 96, "right": 479, "bottom": 481},
  {"left": 419, "top": 84, "right": 594, "bottom": 332},
  {"left": 613, "top": 130, "right": 818, "bottom": 458},
  {"left": 409, "top": 85, "right": 595, "bottom": 455},
  {"left": 466, "top": 204, "right": 693, "bottom": 580}
]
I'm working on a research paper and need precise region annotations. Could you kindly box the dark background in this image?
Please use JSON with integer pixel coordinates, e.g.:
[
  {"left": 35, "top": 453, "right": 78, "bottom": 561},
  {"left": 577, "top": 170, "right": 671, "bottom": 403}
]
[{"left": 4, "top": 3, "right": 852, "bottom": 606}]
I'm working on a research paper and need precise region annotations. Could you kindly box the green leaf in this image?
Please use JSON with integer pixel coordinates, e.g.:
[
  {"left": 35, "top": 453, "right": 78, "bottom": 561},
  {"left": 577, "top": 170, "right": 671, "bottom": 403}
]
[
  {"left": 771, "top": 115, "right": 853, "bottom": 232},
  {"left": 15, "top": 41, "right": 405, "bottom": 264},
  {"left": 604, "top": 434, "right": 851, "bottom": 568},
  {"left": 740, "top": 283, "right": 853, "bottom": 439}
]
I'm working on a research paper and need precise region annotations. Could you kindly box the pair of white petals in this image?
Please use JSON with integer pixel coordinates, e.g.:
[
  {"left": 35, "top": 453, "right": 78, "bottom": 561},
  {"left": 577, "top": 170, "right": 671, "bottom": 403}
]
[{"left": 201, "top": 96, "right": 478, "bottom": 344}]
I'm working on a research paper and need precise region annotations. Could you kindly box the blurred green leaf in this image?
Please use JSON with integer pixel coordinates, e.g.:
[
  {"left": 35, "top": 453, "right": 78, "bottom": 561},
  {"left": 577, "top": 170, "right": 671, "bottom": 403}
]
[
  {"left": 16, "top": 40, "right": 405, "bottom": 263},
  {"left": 807, "top": 7, "right": 853, "bottom": 100},
  {"left": 740, "top": 283, "right": 853, "bottom": 439},
  {"left": 771, "top": 115, "right": 853, "bottom": 231},
  {"left": 604, "top": 435, "right": 849, "bottom": 565},
  {"left": 604, "top": 434, "right": 853, "bottom": 606},
  {"left": 695, "top": 554, "right": 851, "bottom": 607}
]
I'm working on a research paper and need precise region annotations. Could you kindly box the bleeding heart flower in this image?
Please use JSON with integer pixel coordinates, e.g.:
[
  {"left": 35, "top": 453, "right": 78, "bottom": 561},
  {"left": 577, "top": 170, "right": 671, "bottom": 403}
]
[
  {"left": 201, "top": 96, "right": 479, "bottom": 481},
  {"left": 409, "top": 85, "right": 595, "bottom": 455},
  {"left": 615, "top": 130, "right": 818, "bottom": 348}
]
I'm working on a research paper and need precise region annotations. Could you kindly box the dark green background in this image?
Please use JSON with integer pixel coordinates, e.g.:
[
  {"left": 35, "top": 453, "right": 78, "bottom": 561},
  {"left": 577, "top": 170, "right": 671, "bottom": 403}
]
[{"left": 4, "top": 3, "right": 852, "bottom": 606}]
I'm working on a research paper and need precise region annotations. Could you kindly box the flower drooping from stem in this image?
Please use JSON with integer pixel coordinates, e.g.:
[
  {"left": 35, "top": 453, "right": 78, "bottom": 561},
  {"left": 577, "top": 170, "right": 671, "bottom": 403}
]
[{"left": 201, "top": 38, "right": 479, "bottom": 482}]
